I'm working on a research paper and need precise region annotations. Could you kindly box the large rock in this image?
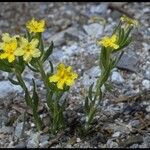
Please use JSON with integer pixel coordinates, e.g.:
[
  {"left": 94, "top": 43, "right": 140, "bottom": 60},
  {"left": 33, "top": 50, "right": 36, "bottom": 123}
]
[
  {"left": 0, "top": 81, "right": 22, "bottom": 99},
  {"left": 83, "top": 23, "right": 104, "bottom": 38},
  {"left": 26, "top": 132, "right": 40, "bottom": 148},
  {"left": 47, "top": 26, "right": 86, "bottom": 47},
  {"left": 116, "top": 53, "right": 139, "bottom": 72},
  {"left": 111, "top": 71, "right": 124, "bottom": 84},
  {"left": 81, "top": 66, "right": 101, "bottom": 90},
  {"left": 142, "top": 79, "right": 150, "bottom": 90}
]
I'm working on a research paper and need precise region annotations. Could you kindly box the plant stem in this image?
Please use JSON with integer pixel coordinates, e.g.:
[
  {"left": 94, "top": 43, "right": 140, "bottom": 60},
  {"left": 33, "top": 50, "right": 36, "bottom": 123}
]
[
  {"left": 37, "top": 60, "right": 49, "bottom": 91},
  {"left": 14, "top": 68, "right": 42, "bottom": 131}
]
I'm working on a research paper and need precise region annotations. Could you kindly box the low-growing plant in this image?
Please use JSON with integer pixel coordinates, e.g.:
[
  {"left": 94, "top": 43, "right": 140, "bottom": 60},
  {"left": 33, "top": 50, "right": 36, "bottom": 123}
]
[
  {"left": 0, "top": 18, "right": 78, "bottom": 133},
  {"left": 82, "top": 15, "right": 138, "bottom": 133}
]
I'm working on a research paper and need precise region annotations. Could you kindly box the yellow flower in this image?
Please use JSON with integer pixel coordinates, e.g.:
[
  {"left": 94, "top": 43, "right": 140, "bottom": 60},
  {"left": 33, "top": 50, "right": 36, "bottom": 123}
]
[
  {"left": 120, "top": 15, "right": 139, "bottom": 27},
  {"left": 26, "top": 18, "right": 45, "bottom": 33},
  {"left": 0, "top": 33, "right": 18, "bottom": 63},
  {"left": 49, "top": 63, "right": 78, "bottom": 90},
  {"left": 97, "top": 34, "right": 119, "bottom": 49},
  {"left": 14, "top": 37, "right": 41, "bottom": 62}
]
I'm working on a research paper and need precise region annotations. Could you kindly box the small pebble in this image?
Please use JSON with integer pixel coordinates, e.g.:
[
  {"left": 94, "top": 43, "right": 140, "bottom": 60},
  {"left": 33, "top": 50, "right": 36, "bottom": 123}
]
[{"left": 142, "top": 79, "right": 150, "bottom": 90}]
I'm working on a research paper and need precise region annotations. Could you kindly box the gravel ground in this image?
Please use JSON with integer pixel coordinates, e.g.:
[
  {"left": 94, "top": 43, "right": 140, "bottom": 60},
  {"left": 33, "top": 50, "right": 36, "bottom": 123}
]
[{"left": 0, "top": 2, "right": 149, "bottom": 148}]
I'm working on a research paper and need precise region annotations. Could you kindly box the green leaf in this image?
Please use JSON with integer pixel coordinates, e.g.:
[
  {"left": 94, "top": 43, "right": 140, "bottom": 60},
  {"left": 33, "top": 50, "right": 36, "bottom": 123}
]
[
  {"left": 27, "top": 63, "right": 39, "bottom": 72},
  {"left": 42, "top": 41, "right": 53, "bottom": 62},
  {"left": 32, "top": 79, "right": 39, "bottom": 110},
  {"left": 121, "top": 27, "right": 133, "bottom": 45},
  {"left": 49, "top": 60, "right": 54, "bottom": 73},
  {"left": 88, "top": 82, "right": 94, "bottom": 101},
  {"left": 25, "top": 88, "right": 32, "bottom": 107},
  {"left": 122, "top": 36, "right": 132, "bottom": 47},
  {"left": 26, "top": 29, "right": 32, "bottom": 42},
  {"left": 100, "top": 47, "right": 108, "bottom": 69},
  {"left": 18, "top": 57, "right": 25, "bottom": 73},
  {"left": 98, "top": 64, "right": 112, "bottom": 88},
  {"left": 8, "top": 77, "right": 20, "bottom": 85},
  {"left": 118, "top": 28, "right": 124, "bottom": 45},
  {"left": 0, "top": 59, "right": 13, "bottom": 72},
  {"left": 87, "top": 107, "right": 97, "bottom": 125},
  {"left": 46, "top": 90, "right": 54, "bottom": 113},
  {"left": 104, "top": 82, "right": 113, "bottom": 92},
  {"left": 85, "top": 96, "right": 89, "bottom": 114}
]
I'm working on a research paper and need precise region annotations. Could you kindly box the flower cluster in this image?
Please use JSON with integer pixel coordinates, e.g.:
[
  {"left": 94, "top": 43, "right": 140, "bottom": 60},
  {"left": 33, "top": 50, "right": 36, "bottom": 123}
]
[
  {"left": 0, "top": 18, "right": 45, "bottom": 63},
  {"left": 26, "top": 18, "right": 45, "bottom": 33},
  {"left": 49, "top": 63, "right": 78, "bottom": 90},
  {"left": 0, "top": 33, "right": 18, "bottom": 63},
  {"left": 120, "top": 15, "right": 139, "bottom": 27},
  {"left": 97, "top": 34, "right": 119, "bottom": 49},
  {"left": 15, "top": 37, "right": 41, "bottom": 62}
]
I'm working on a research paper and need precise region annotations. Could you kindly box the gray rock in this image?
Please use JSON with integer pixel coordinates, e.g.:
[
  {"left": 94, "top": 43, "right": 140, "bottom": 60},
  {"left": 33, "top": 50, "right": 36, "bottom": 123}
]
[
  {"left": 26, "top": 132, "right": 40, "bottom": 148},
  {"left": 83, "top": 23, "right": 104, "bottom": 38},
  {"left": 121, "top": 135, "right": 143, "bottom": 147},
  {"left": 51, "top": 50, "right": 65, "bottom": 62},
  {"left": 129, "top": 120, "right": 140, "bottom": 128},
  {"left": 14, "top": 142, "right": 26, "bottom": 148},
  {"left": 63, "top": 43, "right": 79, "bottom": 57},
  {"left": 0, "top": 81, "right": 22, "bottom": 99},
  {"left": 64, "top": 26, "right": 86, "bottom": 42},
  {"left": 111, "top": 10, "right": 122, "bottom": 20},
  {"left": 112, "top": 131, "right": 121, "bottom": 138},
  {"left": 39, "top": 141, "right": 49, "bottom": 148},
  {"left": 48, "top": 26, "right": 85, "bottom": 46},
  {"left": 106, "top": 139, "right": 118, "bottom": 148},
  {"left": 39, "top": 134, "right": 49, "bottom": 143},
  {"left": 142, "top": 79, "right": 150, "bottom": 90},
  {"left": 89, "top": 3, "right": 108, "bottom": 16},
  {"left": 0, "top": 126, "right": 13, "bottom": 134},
  {"left": 143, "top": 136, "right": 150, "bottom": 147},
  {"left": 81, "top": 66, "right": 101, "bottom": 91},
  {"left": 111, "top": 71, "right": 124, "bottom": 84},
  {"left": 144, "top": 70, "right": 150, "bottom": 80},
  {"left": 116, "top": 53, "right": 139, "bottom": 72},
  {"left": 130, "top": 144, "right": 139, "bottom": 148},
  {"left": 14, "top": 122, "right": 24, "bottom": 140},
  {"left": 47, "top": 31, "right": 65, "bottom": 47},
  {"left": 146, "top": 105, "right": 150, "bottom": 113}
]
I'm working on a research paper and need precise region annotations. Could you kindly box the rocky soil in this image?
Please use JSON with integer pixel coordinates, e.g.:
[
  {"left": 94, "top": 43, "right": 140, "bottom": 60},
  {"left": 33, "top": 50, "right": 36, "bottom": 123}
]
[{"left": 0, "top": 2, "right": 149, "bottom": 148}]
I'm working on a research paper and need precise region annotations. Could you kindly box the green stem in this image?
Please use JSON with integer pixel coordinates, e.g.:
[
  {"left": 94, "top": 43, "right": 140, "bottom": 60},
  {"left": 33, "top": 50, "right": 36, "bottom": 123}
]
[
  {"left": 15, "top": 70, "right": 32, "bottom": 107},
  {"left": 14, "top": 68, "right": 42, "bottom": 131},
  {"left": 37, "top": 60, "right": 49, "bottom": 91},
  {"left": 32, "top": 106, "right": 42, "bottom": 131}
]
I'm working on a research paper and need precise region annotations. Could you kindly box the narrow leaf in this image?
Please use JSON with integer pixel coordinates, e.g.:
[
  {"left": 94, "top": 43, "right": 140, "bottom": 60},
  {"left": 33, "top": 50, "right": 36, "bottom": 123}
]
[
  {"left": 32, "top": 79, "right": 39, "bottom": 110},
  {"left": 88, "top": 82, "right": 94, "bottom": 101},
  {"left": 27, "top": 63, "right": 39, "bottom": 72},
  {"left": 85, "top": 96, "right": 89, "bottom": 114},
  {"left": 42, "top": 41, "right": 53, "bottom": 62},
  {"left": 8, "top": 77, "right": 20, "bottom": 85},
  {"left": 49, "top": 60, "right": 54, "bottom": 73}
]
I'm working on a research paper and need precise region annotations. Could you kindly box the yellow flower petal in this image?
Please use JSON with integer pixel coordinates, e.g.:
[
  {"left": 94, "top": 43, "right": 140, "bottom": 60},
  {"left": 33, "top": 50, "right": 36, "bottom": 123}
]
[
  {"left": 14, "top": 48, "right": 24, "bottom": 56},
  {"left": 8, "top": 54, "right": 15, "bottom": 63},
  {"left": 49, "top": 75, "right": 59, "bottom": 83},
  {"left": 30, "top": 39, "right": 39, "bottom": 48},
  {"left": 49, "top": 63, "right": 78, "bottom": 90},
  {"left": 23, "top": 53, "right": 32, "bottom": 62},
  {"left": 26, "top": 18, "right": 45, "bottom": 33},
  {"left": 97, "top": 34, "right": 119, "bottom": 49},
  {"left": 57, "top": 80, "right": 65, "bottom": 90},
  {"left": 0, "top": 53, "right": 8, "bottom": 59},
  {"left": 32, "top": 49, "right": 41, "bottom": 58}
]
